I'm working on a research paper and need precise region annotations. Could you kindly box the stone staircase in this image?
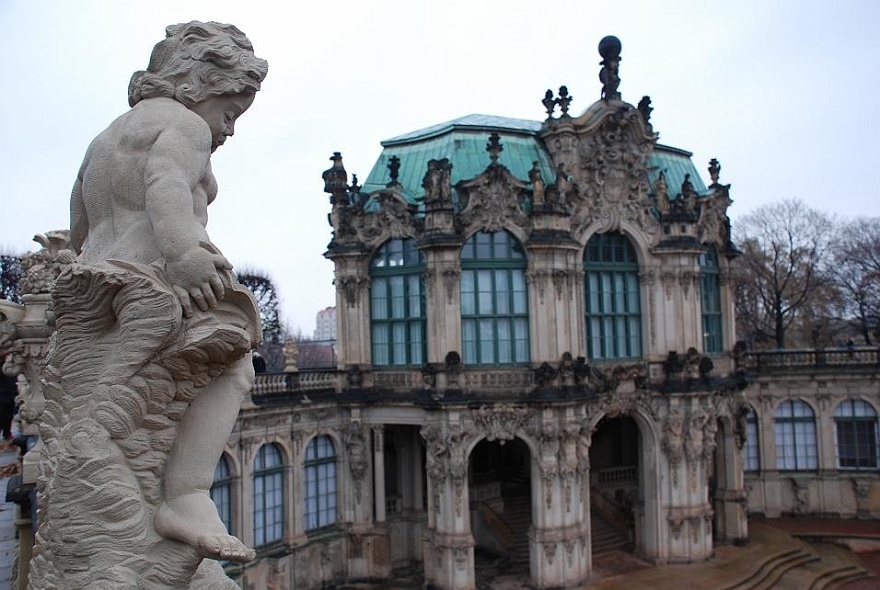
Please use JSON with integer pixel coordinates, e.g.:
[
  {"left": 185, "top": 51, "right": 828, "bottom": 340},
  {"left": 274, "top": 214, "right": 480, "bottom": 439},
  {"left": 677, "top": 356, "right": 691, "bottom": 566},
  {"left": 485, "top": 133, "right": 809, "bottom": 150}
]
[
  {"left": 717, "top": 528, "right": 875, "bottom": 590},
  {"left": 591, "top": 510, "right": 631, "bottom": 555}
]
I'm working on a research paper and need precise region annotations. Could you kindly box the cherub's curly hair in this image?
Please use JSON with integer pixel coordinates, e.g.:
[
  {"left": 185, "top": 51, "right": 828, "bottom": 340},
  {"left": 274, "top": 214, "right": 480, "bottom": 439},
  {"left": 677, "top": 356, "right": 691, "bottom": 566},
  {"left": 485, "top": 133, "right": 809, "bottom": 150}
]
[{"left": 128, "top": 21, "right": 268, "bottom": 108}]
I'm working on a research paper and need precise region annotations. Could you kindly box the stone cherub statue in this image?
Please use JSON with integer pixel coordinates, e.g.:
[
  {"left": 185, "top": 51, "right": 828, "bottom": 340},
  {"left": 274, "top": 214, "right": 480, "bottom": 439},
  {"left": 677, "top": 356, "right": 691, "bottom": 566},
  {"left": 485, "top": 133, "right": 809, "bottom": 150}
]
[{"left": 30, "top": 22, "right": 267, "bottom": 590}]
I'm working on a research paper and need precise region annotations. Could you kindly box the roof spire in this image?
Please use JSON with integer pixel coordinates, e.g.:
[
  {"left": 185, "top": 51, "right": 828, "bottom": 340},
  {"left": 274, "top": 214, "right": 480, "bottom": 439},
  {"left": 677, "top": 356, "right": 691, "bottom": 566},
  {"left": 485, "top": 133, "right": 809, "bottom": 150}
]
[
  {"left": 598, "top": 35, "right": 622, "bottom": 101},
  {"left": 486, "top": 133, "right": 504, "bottom": 166}
]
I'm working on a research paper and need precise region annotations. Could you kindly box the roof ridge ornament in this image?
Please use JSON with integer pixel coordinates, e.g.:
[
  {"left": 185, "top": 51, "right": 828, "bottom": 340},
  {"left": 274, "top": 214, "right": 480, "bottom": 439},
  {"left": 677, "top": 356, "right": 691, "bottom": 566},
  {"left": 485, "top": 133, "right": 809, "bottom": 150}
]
[
  {"left": 386, "top": 155, "right": 401, "bottom": 188},
  {"left": 486, "top": 132, "right": 504, "bottom": 166},
  {"left": 708, "top": 158, "right": 721, "bottom": 187},
  {"left": 598, "top": 35, "right": 622, "bottom": 101}
]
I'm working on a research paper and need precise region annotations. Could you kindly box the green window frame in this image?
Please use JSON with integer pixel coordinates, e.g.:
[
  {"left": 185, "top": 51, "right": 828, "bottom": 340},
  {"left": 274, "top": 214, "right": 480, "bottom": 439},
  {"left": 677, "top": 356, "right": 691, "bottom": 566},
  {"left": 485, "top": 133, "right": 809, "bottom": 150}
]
[
  {"left": 774, "top": 400, "right": 818, "bottom": 471},
  {"left": 253, "top": 444, "right": 284, "bottom": 546},
  {"left": 834, "top": 399, "right": 879, "bottom": 470},
  {"left": 304, "top": 436, "right": 337, "bottom": 530},
  {"left": 743, "top": 407, "right": 760, "bottom": 472},
  {"left": 700, "top": 247, "right": 723, "bottom": 354},
  {"left": 460, "top": 231, "right": 530, "bottom": 365},
  {"left": 584, "top": 232, "right": 642, "bottom": 360},
  {"left": 370, "top": 239, "right": 426, "bottom": 366}
]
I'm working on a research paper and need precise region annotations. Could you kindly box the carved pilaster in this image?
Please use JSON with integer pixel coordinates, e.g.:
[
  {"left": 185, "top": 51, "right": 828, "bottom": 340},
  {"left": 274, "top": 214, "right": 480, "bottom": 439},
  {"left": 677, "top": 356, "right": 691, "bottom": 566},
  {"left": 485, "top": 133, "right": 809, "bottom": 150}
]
[{"left": 344, "top": 422, "right": 369, "bottom": 504}]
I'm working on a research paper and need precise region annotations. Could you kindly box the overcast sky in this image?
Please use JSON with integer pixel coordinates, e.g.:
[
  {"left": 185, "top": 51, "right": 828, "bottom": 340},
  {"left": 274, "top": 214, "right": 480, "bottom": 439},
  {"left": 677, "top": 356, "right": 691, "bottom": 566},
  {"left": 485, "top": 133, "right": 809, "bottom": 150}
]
[{"left": 2, "top": 0, "right": 878, "bottom": 334}]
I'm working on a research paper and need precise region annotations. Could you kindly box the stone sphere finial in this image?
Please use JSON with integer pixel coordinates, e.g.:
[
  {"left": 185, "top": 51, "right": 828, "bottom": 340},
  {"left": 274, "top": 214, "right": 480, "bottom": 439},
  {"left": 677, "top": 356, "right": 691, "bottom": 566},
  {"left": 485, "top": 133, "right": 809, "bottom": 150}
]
[
  {"left": 598, "top": 35, "right": 622, "bottom": 61},
  {"left": 598, "top": 36, "right": 622, "bottom": 101}
]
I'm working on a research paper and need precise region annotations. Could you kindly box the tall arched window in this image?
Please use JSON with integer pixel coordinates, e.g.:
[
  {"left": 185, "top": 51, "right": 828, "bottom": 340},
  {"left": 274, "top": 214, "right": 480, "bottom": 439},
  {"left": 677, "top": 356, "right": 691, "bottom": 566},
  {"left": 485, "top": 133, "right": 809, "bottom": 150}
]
[
  {"left": 774, "top": 400, "right": 818, "bottom": 471},
  {"left": 743, "top": 407, "right": 760, "bottom": 472},
  {"left": 210, "top": 455, "right": 233, "bottom": 534},
  {"left": 253, "top": 444, "right": 284, "bottom": 546},
  {"left": 584, "top": 232, "right": 641, "bottom": 360},
  {"left": 834, "top": 399, "right": 879, "bottom": 470},
  {"left": 700, "top": 247, "right": 723, "bottom": 354},
  {"left": 370, "top": 239, "right": 426, "bottom": 366},
  {"left": 304, "top": 436, "right": 337, "bottom": 531},
  {"left": 461, "top": 230, "right": 529, "bottom": 365}
]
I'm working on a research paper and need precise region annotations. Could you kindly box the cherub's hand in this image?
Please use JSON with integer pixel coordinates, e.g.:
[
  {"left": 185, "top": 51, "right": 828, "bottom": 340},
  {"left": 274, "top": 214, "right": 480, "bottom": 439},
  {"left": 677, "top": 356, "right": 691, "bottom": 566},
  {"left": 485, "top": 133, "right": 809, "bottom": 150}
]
[{"left": 166, "top": 247, "right": 232, "bottom": 317}]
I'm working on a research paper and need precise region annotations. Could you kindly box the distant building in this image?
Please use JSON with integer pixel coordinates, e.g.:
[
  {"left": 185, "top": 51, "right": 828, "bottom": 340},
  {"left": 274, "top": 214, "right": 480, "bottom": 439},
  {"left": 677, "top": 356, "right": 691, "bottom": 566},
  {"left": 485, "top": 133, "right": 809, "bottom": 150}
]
[{"left": 313, "top": 306, "right": 336, "bottom": 341}]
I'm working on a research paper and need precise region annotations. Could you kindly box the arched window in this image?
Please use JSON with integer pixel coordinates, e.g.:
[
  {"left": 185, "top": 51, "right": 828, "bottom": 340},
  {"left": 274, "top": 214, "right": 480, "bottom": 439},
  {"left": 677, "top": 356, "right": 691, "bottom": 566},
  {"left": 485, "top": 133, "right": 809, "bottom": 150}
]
[
  {"left": 774, "top": 400, "right": 817, "bottom": 471},
  {"left": 304, "top": 436, "right": 337, "bottom": 531},
  {"left": 210, "top": 455, "right": 233, "bottom": 534},
  {"left": 461, "top": 231, "right": 529, "bottom": 365},
  {"left": 370, "top": 239, "right": 426, "bottom": 366},
  {"left": 700, "top": 247, "right": 723, "bottom": 354},
  {"left": 253, "top": 444, "right": 284, "bottom": 546},
  {"left": 583, "top": 232, "right": 641, "bottom": 360},
  {"left": 834, "top": 399, "right": 879, "bottom": 470},
  {"left": 743, "top": 407, "right": 760, "bottom": 472}
]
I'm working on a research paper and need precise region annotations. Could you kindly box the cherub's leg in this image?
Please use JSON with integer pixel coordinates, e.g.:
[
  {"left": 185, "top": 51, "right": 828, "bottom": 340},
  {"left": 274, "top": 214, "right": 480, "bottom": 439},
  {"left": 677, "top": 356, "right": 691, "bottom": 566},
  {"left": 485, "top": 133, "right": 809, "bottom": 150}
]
[{"left": 154, "top": 354, "right": 256, "bottom": 562}]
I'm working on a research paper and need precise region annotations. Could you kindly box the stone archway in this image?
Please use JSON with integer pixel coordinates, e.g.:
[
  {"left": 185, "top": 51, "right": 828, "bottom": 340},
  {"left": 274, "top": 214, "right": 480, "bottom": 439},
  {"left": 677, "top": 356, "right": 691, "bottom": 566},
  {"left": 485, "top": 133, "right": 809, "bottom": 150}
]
[
  {"left": 589, "top": 416, "right": 640, "bottom": 556},
  {"left": 711, "top": 417, "right": 749, "bottom": 544},
  {"left": 468, "top": 437, "right": 532, "bottom": 583}
]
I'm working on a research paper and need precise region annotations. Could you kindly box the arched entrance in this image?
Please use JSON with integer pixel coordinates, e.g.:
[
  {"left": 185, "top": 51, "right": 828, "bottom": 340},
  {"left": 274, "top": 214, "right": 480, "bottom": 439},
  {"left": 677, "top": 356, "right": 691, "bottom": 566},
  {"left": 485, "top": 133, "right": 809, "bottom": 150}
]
[
  {"left": 711, "top": 417, "right": 749, "bottom": 544},
  {"left": 468, "top": 437, "right": 532, "bottom": 582},
  {"left": 589, "top": 416, "right": 640, "bottom": 556}
]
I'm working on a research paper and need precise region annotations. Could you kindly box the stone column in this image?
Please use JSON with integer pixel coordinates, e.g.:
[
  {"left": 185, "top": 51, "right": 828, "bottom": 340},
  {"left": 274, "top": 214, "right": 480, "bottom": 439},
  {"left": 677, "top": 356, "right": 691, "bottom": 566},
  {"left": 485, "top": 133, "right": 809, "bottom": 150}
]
[
  {"left": 658, "top": 397, "right": 714, "bottom": 563},
  {"left": 421, "top": 421, "right": 475, "bottom": 590},
  {"left": 528, "top": 417, "right": 590, "bottom": 589},
  {"left": 373, "top": 425, "right": 386, "bottom": 523}
]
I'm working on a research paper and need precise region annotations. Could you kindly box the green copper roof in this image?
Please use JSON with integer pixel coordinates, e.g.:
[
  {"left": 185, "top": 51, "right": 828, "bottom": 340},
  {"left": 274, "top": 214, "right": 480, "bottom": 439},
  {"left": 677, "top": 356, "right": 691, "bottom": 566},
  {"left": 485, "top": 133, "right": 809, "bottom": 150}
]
[
  {"left": 361, "top": 113, "right": 708, "bottom": 205},
  {"left": 649, "top": 145, "right": 708, "bottom": 197},
  {"left": 362, "top": 114, "right": 556, "bottom": 203}
]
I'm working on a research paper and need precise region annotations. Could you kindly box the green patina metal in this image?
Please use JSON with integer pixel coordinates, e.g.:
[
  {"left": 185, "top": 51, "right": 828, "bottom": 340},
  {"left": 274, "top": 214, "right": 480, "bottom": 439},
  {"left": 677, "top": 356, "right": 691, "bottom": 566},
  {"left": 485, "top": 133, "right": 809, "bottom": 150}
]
[{"left": 360, "top": 113, "right": 708, "bottom": 209}]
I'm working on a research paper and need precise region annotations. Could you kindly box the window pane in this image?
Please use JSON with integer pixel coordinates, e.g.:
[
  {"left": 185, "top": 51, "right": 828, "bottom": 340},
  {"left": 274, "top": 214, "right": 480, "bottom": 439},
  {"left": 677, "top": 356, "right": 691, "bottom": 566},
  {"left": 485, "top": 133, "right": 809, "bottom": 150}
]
[{"left": 460, "top": 231, "right": 529, "bottom": 365}]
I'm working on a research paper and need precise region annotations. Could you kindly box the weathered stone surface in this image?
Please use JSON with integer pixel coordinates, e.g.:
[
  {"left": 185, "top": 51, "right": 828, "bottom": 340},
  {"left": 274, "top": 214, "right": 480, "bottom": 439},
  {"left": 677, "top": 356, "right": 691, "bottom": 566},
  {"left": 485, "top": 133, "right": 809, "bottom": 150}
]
[{"left": 29, "top": 21, "right": 267, "bottom": 589}]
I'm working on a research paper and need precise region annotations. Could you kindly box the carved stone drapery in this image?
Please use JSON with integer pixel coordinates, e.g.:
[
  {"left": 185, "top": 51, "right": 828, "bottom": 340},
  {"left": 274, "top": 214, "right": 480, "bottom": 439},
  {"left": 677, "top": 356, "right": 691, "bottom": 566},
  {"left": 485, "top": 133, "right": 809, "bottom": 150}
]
[
  {"left": 343, "top": 422, "right": 369, "bottom": 504},
  {"left": 420, "top": 423, "right": 468, "bottom": 516},
  {"left": 662, "top": 408, "right": 685, "bottom": 486},
  {"left": 470, "top": 405, "right": 532, "bottom": 443},
  {"left": 337, "top": 276, "right": 368, "bottom": 309}
]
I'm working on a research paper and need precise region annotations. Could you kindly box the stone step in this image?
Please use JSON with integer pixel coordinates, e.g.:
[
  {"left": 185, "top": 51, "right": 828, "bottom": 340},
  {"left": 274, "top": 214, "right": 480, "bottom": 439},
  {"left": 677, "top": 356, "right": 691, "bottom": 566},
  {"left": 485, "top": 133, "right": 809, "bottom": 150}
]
[{"left": 720, "top": 547, "right": 819, "bottom": 590}]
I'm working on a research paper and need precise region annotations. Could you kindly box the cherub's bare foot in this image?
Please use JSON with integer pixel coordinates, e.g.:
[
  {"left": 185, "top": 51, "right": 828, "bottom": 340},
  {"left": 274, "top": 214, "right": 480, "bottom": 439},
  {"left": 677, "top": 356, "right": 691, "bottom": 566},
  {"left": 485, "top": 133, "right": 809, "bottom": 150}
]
[
  {"left": 195, "top": 533, "right": 256, "bottom": 562},
  {"left": 155, "top": 492, "right": 256, "bottom": 563}
]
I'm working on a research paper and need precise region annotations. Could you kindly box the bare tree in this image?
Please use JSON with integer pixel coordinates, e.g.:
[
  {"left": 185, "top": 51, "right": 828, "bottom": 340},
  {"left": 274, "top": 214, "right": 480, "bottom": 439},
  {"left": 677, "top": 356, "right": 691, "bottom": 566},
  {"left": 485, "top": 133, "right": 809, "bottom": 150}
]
[
  {"left": 733, "top": 199, "right": 836, "bottom": 348},
  {"left": 831, "top": 217, "right": 880, "bottom": 345}
]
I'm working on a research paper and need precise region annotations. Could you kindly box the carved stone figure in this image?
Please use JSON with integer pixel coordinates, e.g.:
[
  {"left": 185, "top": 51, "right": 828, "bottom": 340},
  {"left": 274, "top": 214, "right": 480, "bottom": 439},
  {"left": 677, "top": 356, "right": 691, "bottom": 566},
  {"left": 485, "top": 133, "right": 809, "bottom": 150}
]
[{"left": 30, "top": 22, "right": 268, "bottom": 590}]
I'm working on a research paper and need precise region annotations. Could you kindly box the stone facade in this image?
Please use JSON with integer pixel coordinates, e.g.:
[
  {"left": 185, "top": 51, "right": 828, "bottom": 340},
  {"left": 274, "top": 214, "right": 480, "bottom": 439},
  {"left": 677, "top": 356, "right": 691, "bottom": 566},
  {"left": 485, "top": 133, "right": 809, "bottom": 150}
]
[{"left": 223, "top": 36, "right": 752, "bottom": 590}]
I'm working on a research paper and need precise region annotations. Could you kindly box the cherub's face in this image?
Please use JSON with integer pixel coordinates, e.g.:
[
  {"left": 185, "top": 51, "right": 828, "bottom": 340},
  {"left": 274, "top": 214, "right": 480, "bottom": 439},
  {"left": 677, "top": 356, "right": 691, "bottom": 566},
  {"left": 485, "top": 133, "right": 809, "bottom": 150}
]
[{"left": 189, "top": 92, "right": 256, "bottom": 152}]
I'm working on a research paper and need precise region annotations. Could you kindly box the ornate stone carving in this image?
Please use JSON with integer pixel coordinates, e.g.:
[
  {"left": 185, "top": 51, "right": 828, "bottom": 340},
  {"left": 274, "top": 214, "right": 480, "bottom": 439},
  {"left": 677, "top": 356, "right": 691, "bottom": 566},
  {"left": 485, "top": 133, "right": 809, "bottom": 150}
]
[
  {"left": 32, "top": 22, "right": 267, "bottom": 590},
  {"left": 543, "top": 541, "right": 557, "bottom": 565},
  {"left": 442, "top": 269, "right": 460, "bottom": 304},
  {"left": 527, "top": 269, "right": 550, "bottom": 303},
  {"left": 472, "top": 405, "right": 531, "bottom": 443},
  {"left": 344, "top": 422, "right": 369, "bottom": 504},
  {"left": 421, "top": 423, "right": 468, "bottom": 516},
  {"left": 338, "top": 276, "right": 367, "bottom": 308},
  {"left": 791, "top": 479, "right": 810, "bottom": 514},
  {"left": 662, "top": 408, "right": 685, "bottom": 486},
  {"left": 455, "top": 150, "right": 531, "bottom": 235},
  {"left": 20, "top": 231, "right": 76, "bottom": 295}
]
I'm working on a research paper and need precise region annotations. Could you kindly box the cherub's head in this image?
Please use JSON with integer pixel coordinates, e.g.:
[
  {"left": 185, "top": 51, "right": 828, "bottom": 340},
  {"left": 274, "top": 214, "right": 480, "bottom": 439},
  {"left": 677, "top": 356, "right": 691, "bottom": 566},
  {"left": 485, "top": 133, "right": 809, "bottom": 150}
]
[{"left": 128, "top": 21, "right": 268, "bottom": 109}]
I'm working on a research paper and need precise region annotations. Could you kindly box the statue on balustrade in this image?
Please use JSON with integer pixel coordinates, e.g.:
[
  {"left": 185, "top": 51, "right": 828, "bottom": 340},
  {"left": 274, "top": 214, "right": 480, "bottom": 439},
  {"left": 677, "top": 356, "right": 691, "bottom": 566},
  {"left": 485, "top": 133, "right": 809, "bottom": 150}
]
[{"left": 30, "top": 21, "right": 268, "bottom": 590}]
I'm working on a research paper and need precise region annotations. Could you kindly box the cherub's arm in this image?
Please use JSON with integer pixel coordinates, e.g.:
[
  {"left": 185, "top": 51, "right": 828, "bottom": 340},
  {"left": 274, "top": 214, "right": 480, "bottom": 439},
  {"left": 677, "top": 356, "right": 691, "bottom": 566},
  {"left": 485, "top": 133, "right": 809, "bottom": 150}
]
[
  {"left": 144, "top": 114, "right": 231, "bottom": 317},
  {"left": 69, "top": 163, "right": 88, "bottom": 254}
]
